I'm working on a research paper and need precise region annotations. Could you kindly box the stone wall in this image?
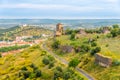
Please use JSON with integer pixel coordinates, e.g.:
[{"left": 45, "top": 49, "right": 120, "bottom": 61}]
[
  {"left": 95, "top": 53, "right": 112, "bottom": 67},
  {"left": 60, "top": 45, "right": 74, "bottom": 53}
]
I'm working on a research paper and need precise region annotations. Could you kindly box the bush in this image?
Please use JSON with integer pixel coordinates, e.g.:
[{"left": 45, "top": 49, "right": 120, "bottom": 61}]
[
  {"left": 22, "top": 71, "right": 31, "bottom": 79},
  {"left": 106, "top": 44, "right": 109, "bottom": 47},
  {"left": 70, "top": 32, "right": 76, "bottom": 40},
  {"left": 35, "top": 70, "right": 41, "bottom": 77},
  {"left": 21, "top": 66, "right": 27, "bottom": 71},
  {"left": 65, "top": 28, "right": 73, "bottom": 34},
  {"left": 113, "top": 24, "right": 119, "bottom": 29},
  {"left": 52, "top": 40, "right": 60, "bottom": 49},
  {"left": 90, "top": 47, "right": 101, "bottom": 55},
  {"left": 56, "top": 66, "right": 63, "bottom": 72},
  {"left": 69, "top": 58, "right": 79, "bottom": 68},
  {"left": 63, "top": 72, "right": 71, "bottom": 80},
  {"left": 48, "top": 62, "right": 54, "bottom": 69},
  {"left": 91, "top": 42, "right": 97, "bottom": 47},
  {"left": 111, "top": 29, "right": 118, "bottom": 37},
  {"left": 113, "top": 59, "right": 120, "bottom": 66},
  {"left": 53, "top": 70, "right": 62, "bottom": 80},
  {"left": 29, "top": 63, "right": 38, "bottom": 70},
  {"left": 42, "top": 58, "right": 50, "bottom": 65},
  {"left": 81, "top": 44, "right": 91, "bottom": 53},
  {"left": 47, "top": 55, "right": 55, "bottom": 61}
]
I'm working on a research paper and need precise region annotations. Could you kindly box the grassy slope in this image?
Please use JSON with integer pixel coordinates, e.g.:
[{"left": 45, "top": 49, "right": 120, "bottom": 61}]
[
  {"left": 0, "top": 44, "right": 54, "bottom": 80},
  {"left": 0, "top": 43, "right": 87, "bottom": 80},
  {"left": 47, "top": 34, "right": 120, "bottom": 80}
]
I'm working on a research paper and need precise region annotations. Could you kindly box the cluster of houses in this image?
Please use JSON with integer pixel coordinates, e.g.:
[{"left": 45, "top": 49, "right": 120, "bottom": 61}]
[{"left": 0, "top": 35, "right": 48, "bottom": 48}]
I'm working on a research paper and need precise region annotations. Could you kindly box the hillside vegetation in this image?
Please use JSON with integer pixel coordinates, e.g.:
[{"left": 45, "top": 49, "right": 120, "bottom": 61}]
[
  {"left": 0, "top": 26, "right": 52, "bottom": 41},
  {"left": 0, "top": 44, "right": 86, "bottom": 80},
  {"left": 47, "top": 25, "right": 120, "bottom": 80}
]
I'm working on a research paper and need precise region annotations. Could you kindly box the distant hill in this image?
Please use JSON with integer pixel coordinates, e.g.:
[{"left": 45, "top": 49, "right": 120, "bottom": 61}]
[
  {"left": 0, "top": 26, "right": 19, "bottom": 34},
  {"left": 0, "top": 25, "right": 52, "bottom": 41}
]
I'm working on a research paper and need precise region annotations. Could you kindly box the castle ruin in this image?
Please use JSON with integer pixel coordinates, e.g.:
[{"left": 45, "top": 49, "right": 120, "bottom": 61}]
[
  {"left": 55, "top": 23, "right": 63, "bottom": 36},
  {"left": 95, "top": 53, "right": 112, "bottom": 67}
]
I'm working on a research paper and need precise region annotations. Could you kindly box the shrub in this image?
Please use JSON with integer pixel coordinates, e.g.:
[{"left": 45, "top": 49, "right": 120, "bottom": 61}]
[
  {"left": 47, "top": 55, "right": 55, "bottom": 61},
  {"left": 81, "top": 44, "right": 91, "bottom": 53},
  {"left": 65, "top": 28, "right": 73, "bottom": 34},
  {"left": 91, "top": 42, "right": 97, "bottom": 47},
  {"left": 113, "top": 24, "right": 119, "bottom": 29},
  {"left": 69, "top": 58, "right": 79, "bottom": 68},
  {"left": 52, "top": 40, "right": 60, "bottom": 49},
  {"left": 111, "top": 29, "right": 118, "bottom": 37},
  {"left": 48, "top": 62, "right": 54, "bottom": 69},
  {"left": 42, "top": 58, "right": 50, "bottom": 65},
  {"left": 21, "top": 66, "right": 27, "bottom": 71},
  {"left": 113, "top": 59, "right": 120, "bottom": 66},
  {"left": 70, "top": 32, "right": 76, "bottom": 40},
  {"left": 63, "top": 72, "right": 71, "bottom": 80},
  {"left": 106, "top": 44, "right": 109, "bottom": 47},
  {"left": 29, "top": 63, "right": 38, "bottom": 70},
  {"left": 90, "top": 47, "right": 101, "bottom": 55},
  {"left": 35, "top": 70, "right": 41, "bottom": 77},
  {"left": 22, "top": 71, "right": 31, "bottom": 79},
  {"left": 53, "top": 70, "right": 62, "bottom": 80},
  {"left": 56, "top": 66, "right": 63, "bottom": 72}
]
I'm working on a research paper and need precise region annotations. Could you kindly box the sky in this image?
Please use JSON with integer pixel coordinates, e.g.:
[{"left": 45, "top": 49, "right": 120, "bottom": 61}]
[{"left": 0, "top": 0, "right": 120, "bottom": 19}]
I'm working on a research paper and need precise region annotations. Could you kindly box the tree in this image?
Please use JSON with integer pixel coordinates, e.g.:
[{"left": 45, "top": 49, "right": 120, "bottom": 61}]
[
  {"left": 21, "top": 66, "right": 27, "bottom": 71},
  {"left": 35, "top": 70, "right": 41, "bottom": 77},
  {"left": 53, "top": 70, "right": 62, "bottom": 80},
  {"left": 69, "top": 58, "right": 79, "bottom": 68},
  {"left": 91, "top": 42, "right": 97, "bottom": 47},
  {"left": 48, "top": 62, "right": 54, "bottom": 69},
  {"left": 22, "top": 71, "right": 31, "bottom": 79},
  {"left": 56, "top": 66, "right": 63, "bottom": 72},
  {"left": 90, "top": 47, "right": 101, "bottom": 55},
  {"left": 63, "top": 72, "right": 71, "bottom": 80},
  {"left": 112, "top": 24, "right": 119, "bottom": 29},
  {"left": 111, "top": 29, "right": 118, "bottom": 37},
  {"left": 81, "top": 44, "right": 91, "bottom": 53},
  {"left": 42, "top": 57, "right": 50, "bottom": 65},
  {"left": 52, "top": 40, "right": 60, "bottom": 49}
]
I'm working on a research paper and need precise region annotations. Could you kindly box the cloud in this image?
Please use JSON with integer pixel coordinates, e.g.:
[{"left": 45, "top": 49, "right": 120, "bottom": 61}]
[
  {"left": 0, "top": 3, "right": 104, "bottom": 12},
  {"left": 0, "top": 0, "right": 120, "bottom": 19}
]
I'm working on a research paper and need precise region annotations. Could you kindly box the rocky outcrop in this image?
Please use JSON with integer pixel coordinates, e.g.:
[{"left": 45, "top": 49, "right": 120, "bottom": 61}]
[{"left": 95, "top": 53, "right": 112, "bottom": 67}]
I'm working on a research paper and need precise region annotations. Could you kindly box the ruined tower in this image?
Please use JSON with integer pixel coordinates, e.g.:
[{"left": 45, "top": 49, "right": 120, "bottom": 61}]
[{"left": 55, "top": 23, "right": 63, "bottom": 36}]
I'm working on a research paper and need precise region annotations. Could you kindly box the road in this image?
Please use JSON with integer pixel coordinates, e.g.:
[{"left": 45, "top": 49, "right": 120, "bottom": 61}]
[{"left": 42, "top": 43, "right": 94, "bottom": 80}]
